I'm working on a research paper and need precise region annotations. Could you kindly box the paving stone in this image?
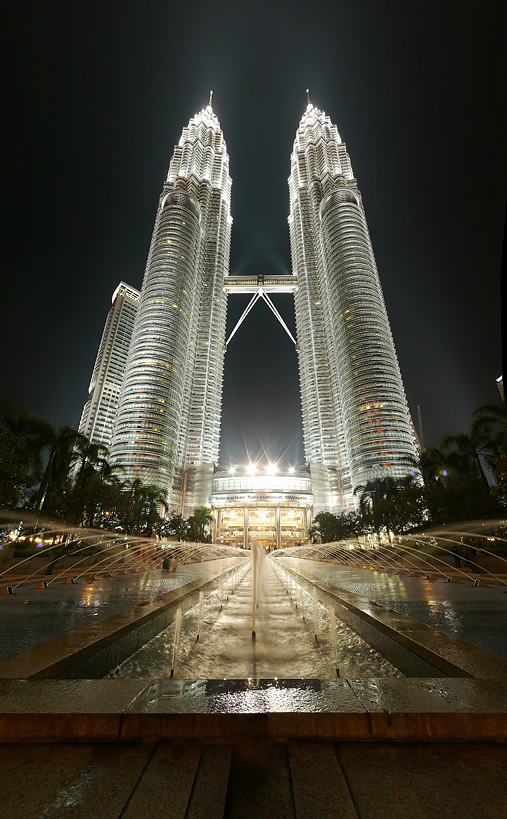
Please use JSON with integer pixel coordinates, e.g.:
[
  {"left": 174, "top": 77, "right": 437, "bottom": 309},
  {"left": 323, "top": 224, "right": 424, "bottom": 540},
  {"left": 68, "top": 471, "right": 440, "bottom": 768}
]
[
  {"left": 336, "top": 742, "right": 507, "bottom": 819},
  {"left": 288, "top": 741, "right": 358, "bottom": 818},
  {"left": 0, "top": 742, "right": 153, "bottom": 819},
  {"left": 186, "top": 744, "right": 231, "bottom": 819},
  {"left": 226, "top": 740, "right": 295, "bottom": 819},
  {"left": 122, "top": 742, "right": 203, "bottom": 819}
]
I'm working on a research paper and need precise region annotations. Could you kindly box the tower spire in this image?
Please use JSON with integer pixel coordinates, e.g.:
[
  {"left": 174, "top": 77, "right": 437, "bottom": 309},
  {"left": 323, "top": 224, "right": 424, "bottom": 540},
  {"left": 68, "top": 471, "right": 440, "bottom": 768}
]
[
  {"left": 306, "top": 88, "right": 311, "bottom": 106},
  {"left": 208, "top": 90, "right": 213, "bottom": 108}
]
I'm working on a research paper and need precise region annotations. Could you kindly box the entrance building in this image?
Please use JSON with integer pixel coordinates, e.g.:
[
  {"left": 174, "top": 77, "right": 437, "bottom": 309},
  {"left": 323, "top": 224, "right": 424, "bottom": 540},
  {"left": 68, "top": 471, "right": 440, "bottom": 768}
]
[{"left": 210, "top": 466, "right": 314, "bottom": 550}]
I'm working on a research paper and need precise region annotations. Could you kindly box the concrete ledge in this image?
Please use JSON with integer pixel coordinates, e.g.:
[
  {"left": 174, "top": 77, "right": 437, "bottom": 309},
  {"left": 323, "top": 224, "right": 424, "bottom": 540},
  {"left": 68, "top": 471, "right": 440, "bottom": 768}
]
[
  {"left": 1, "top": 678, "right": 507, "bottom": 742},
  {"left": 1, "top": 709, "right": 507, "bottom": 743},
  {"left": 119, "top": 712, "right": 373, "bottom": 742},
  {"left": 0, "top": 712, "right": 123, "bottom": 742},
  {"left": 281, "top": 560, "right": 507, "bottom": 679}
]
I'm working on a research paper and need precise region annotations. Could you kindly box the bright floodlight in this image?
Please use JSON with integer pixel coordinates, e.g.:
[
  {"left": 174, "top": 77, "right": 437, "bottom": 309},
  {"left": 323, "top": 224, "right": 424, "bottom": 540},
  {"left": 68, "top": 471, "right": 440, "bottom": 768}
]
[
  {"left": 288, "top": 466, "right": 295, "bottom": 474},
  {"left": 266, "top": 463, "right": 277, "bottom": 475},
  {"left": 246, "top": 463, "right": 257, "bottom": 475},
  {"left": 229, "top": 467, "right": 235, "bottom": 474}
]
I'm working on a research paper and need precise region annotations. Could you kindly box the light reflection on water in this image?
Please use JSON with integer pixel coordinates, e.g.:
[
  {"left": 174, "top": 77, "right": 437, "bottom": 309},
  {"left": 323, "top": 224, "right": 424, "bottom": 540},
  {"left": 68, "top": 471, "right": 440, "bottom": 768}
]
[
  {"left": 107, "top": 560, "right": 402, "bottom": 681},
  {"left": 134, "top": 678, "right": 365, "bottom": 714}
]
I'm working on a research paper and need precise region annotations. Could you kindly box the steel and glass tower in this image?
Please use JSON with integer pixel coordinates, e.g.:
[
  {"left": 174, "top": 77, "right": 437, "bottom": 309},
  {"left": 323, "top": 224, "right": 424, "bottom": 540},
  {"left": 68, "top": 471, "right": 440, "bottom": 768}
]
[
  {"left": 78, "top": 282, "right": 140, "bottom": 448},
  {"left": 289, "top": 100, "right": 418, "bottom": 507},
  {"left": 110, "top": 100, "right": 232, "bottom": 509}
]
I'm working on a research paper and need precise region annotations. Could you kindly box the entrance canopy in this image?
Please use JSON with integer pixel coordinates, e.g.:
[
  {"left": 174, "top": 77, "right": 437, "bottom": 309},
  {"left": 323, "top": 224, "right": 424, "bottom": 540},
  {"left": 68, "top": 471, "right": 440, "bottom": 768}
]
[{"left": 210, "top": 465, "right": 314, "bottom": 550}]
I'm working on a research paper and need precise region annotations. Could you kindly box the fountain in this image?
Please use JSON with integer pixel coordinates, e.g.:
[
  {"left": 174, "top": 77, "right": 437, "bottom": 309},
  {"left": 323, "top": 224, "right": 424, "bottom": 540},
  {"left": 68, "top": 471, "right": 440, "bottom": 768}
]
[{"left": 2, "top": 510, "right": 507, "bottom": 685}]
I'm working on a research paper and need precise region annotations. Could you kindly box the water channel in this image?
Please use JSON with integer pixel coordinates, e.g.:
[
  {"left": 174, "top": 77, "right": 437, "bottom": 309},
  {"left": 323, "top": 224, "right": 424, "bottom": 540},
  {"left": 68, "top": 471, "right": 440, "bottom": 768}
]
[{"left": 106, "top": 554, "right": 402, "bottom": 680}]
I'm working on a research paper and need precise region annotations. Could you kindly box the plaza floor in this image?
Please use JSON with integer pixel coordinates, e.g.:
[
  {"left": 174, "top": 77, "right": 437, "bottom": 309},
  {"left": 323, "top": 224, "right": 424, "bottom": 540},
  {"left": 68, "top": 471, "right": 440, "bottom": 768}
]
[{"left": 1, "top": 738, "right": 506, "bottom": 819}]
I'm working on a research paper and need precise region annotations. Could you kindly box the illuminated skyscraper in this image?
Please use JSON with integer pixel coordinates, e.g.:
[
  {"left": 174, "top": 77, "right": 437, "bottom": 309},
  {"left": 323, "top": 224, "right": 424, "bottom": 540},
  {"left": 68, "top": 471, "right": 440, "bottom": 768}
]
[
  {"left": 78, "top": 282, "right": 140, "bottom": 447},
  {"left": 110, "top": 101, "right": 232, "bottom": 510},
  {"left": 288, "top": 100, "right": 418, "bottom": 508},
  {"left": 104, "top": 97, "right": 415, "bottom": 520}
]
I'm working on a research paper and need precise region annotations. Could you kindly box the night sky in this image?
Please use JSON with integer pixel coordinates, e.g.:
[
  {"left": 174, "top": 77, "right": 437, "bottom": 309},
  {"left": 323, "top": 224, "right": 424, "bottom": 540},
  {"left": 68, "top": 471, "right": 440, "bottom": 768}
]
[{"left": 2, "top": 1, "right": 505, "bottom": 467}]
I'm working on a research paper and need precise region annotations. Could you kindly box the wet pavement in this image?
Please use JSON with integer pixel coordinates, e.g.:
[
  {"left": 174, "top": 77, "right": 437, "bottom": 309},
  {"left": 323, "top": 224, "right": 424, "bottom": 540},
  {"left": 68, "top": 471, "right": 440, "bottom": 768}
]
[
  {"left": 1, "top": 739, "right": 506, "bottom": 819},
  {"left": 280, "top": 558, "right": 507, "bottom": 660},
  {"left": 0, "top": 563, "right": 232, "bottom": 661},
  {"left": 106, "top": 556, "right": 401, "bottom": 680}
]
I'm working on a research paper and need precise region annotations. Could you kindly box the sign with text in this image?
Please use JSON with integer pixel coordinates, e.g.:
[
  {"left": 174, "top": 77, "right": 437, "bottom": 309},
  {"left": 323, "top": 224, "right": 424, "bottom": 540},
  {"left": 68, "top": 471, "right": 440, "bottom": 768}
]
[{"left": 210, "top": 491, "right": 314, "bottom": 504}]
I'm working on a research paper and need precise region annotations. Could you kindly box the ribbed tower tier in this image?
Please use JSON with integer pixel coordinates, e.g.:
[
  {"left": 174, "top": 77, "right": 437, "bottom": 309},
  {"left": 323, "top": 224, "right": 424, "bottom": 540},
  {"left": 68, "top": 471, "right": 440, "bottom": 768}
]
[
  {"left": 288, "top": 102, "right": 418, "bottom": 508},
  {"left": 110, "top": 104, "right": 232, "bottom": 508}
]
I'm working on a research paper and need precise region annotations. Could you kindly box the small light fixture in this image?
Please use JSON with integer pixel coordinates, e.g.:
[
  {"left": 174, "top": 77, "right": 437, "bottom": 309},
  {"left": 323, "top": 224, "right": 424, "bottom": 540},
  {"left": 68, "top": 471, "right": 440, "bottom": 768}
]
[{"left": 289, "top": 466, "right": 295, "bottom": 474}]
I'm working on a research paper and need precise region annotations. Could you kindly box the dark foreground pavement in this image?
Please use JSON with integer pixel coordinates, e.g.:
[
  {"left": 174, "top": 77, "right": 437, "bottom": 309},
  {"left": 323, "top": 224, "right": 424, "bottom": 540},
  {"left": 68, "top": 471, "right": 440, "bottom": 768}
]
[{"left": 2, "top": 739, "right": 506, "bottom": 819}]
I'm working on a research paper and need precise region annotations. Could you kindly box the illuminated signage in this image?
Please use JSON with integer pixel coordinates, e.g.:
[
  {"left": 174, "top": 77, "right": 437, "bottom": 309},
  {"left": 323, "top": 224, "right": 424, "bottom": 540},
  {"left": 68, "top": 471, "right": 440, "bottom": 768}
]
[{"left": 210, "top": 492, "right": 314, "bottom": 504}]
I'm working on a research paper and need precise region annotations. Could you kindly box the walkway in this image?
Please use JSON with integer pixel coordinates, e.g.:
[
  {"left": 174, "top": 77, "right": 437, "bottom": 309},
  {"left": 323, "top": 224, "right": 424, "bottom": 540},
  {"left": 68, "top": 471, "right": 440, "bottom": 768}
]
[
  {"left": 281, "top": 558, "right": 507, "bottom": 660},
  {"left": 1, "top": 739, "right": 505, "bottom": 818}
]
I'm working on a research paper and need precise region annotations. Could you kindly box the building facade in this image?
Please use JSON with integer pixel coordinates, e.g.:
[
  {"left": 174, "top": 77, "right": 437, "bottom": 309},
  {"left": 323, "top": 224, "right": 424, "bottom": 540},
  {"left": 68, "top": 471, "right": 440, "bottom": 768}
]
[
  {"left": 210, "top": 466, "right": 314, "bottom": 550},
  {"left": 78, "top": 282, "right": 140, "bottom": 447},
  {"left": 288, "top": 102, "right": 418, "bottom": 510},
  {"left": 103, "top": 98, "right": 417, "bottom": 525},
  {"left": 109, "top": 102, "right": 232, "bottom": 509}
]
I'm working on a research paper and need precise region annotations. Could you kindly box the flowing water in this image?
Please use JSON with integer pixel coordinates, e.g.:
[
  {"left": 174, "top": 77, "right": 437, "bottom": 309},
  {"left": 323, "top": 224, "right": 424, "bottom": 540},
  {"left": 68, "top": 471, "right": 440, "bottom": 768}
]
[{"left": 106, "top": 554, "right": 402, "bottom": 679}]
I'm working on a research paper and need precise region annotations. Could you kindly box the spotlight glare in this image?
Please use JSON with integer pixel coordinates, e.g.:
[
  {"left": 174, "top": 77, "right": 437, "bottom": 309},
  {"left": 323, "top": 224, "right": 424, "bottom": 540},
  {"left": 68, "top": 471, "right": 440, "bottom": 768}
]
[
  {"left": 267, "top": 463, "right": 277, "bottom": 475},
  {"left": 288, "top": 466, "right": 295, "bottom": 474},
  {"left": 246, "top": 463, "right": 257, "bottom": 475}
]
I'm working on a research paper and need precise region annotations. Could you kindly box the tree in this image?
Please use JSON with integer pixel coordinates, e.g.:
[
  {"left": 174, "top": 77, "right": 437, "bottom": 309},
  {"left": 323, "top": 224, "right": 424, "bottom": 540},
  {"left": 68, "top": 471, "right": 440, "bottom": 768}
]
[
  {"left": 408, "top": 446, "right": 447, "bottom": 484},
  {"left": 470, "top": 403, "right": 507, "bottom": 481},
  {"left": 73, "top": 438, "right": 111, "bottom": 490},
  {"left": 159, "top": 514, "right": 188, "bottom": 540},
  {"left": 423, "top": 472, "right": 503, "bottom": 525},
  {"left": 0, "top": 398, "right": 64, "bottom": 508},
  {"left": 108, "top": 479, "right": 168, "bottom": 535},
  {"left": 309, "top": 511, "right": 364, "bottom": 544},
  {"left": 354, "top": 476, "right": 406, "bottom": 511},
  {"left": 35, "top": 424, "right": 90, "bottom": 511},
  {"left": 186, "top": 505, "right": 213, "bottom": 542},
  {"left": 491, "top": 446, "right": 507, "bottom": 501},
  {"left": 441, "top": 429, "right": 492, "bottom": 490}
]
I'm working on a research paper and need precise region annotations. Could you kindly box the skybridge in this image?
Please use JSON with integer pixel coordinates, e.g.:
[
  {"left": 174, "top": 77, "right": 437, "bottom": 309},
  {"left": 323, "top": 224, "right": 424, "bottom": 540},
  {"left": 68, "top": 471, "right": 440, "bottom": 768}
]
[{"left": 224, "top": 275, "right": 298, "bottom": 347}]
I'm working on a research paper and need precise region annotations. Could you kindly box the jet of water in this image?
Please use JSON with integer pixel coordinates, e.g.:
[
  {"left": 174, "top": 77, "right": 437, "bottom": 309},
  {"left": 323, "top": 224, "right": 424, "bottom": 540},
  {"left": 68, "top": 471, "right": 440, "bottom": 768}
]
[{"left": 170, "top": 607, "right": 182, "bottom": 677}]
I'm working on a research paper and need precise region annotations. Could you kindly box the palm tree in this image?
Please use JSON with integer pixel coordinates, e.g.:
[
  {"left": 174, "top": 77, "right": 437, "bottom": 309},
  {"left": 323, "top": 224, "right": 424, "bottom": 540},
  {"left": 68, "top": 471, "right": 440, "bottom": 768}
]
[
  {"left": 441, "top": 430, "right": 491, "bottom": 489},
  {"left": 354, "top": 476, "right": 404, "bottom": 511},
  {"left": 35, "top": 425, "right": 88, "bottom": 511},
  {"left": 116, "top": 479, "right": 168, "bottom": 535},
  {"left": 414, "top": 446, "right": 448, "bottom": 483},
  {"left": 470, "top": 402, "right": 507, "bottom": 478},
  {"left": 0, "top": 398, "right": 45, "bottom": 506},
  {"left": 73, "top": 438, "right": 111, "bottom": 489},
  {"left": 187, "top": 505, "right": 213, "bottom": 542}
]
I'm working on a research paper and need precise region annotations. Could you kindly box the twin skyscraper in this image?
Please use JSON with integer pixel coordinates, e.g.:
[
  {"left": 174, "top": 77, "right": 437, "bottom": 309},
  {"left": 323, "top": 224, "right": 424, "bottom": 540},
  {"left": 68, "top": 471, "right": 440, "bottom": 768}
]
[{"left": 82, "top": 97, "right": 418, "bottom": 515}]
